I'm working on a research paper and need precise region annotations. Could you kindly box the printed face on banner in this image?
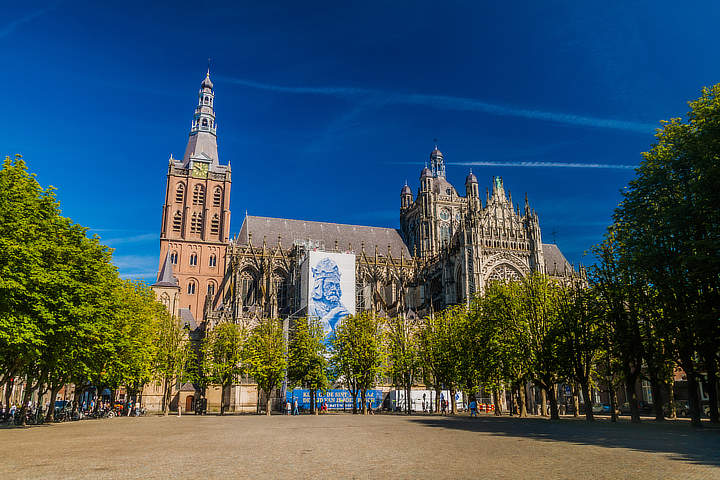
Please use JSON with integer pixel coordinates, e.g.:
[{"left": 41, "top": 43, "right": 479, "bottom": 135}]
[{"left": 306, "top": 251, "right": 355, "bottom": 339}]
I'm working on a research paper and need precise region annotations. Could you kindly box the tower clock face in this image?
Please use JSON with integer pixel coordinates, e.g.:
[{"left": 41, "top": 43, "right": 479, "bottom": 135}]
[
  {"left": 439, "top": 209, "right": 450, "bottom": 221},
  {"left": 192, "top": 162, "right": 209, "bottom": 178}
]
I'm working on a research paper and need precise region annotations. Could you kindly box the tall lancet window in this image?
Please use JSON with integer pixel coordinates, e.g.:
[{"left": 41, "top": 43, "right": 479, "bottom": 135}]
[
  {"left": 190, "top": 212, "right": 203, "bottom": 234},
  {"left": 210, "top": 214, "right": 220, "bottom": 235},
  {"left": 213, "top": 187, "right": 222, "bottom": 207},
  {"left": 173, "top": 212, "right": 182, "bottom": 232},
  {"left": 193, "top": 185, "right": 204, "bottom": 205},
  {"left": 175, "top": 183, "right": 185, "bottom": 203}
]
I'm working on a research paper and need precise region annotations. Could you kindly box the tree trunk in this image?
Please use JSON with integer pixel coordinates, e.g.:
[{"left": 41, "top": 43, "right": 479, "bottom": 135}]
[
  {"left": 540, "top": 388, "right": 547, "bottom": 416},
  {"left": 406, "top": 384, "right": 411, "bottom": 415},
  {"left": 650, "top": 378, "right": 664, "bottom": 421},
  {"left": 686, "top": 372, "right": 702, "bottom": 427},
  {"left": 45, "top": 386, "right": 61, "bottom": 423},
  {"left": 266, "top": 391, "right": 272, "bottom": 416},
  {"left": 493, "top": 388, "right": 502, "bottom": 415},
  {"left": 703, "top": 358, "right": 718, "bottom": 424},
  {"left": 667, "top": 378, "right": 676, "bottom": 419},
  {"left": 626, "top": 377, "right": 641, "bottom": 423},
  {"left": 4, "top": 377, "right": 13, "bottom": 413},
  {"left": 548, "top": 384, "right": 560, "bottom": 420},
  {"left": 572, "top": 383, "right": 579, "bottom": 418},
  {"left": 581, "top": 381, "right": 594, "bottom": 421},
  {"left": 517, "top": 383, "right": 527, "bottom": 418},
  {"left": 351, "top": 391, "right": 358, "bottom": 414},
  {"left": 19, "top": 384, "right": 32, "bottom": 426},
  {"left": 220, "top": 383, "right": 226, "bottom": 416},
  {"left": 435, "top": 388, "right": 441, "bottom": 414},
  {"left": 162, "top": 377, "right": 169, "bottom": 416},
  {"left": 450, "top": 388, "right": 457, "bottom": 415},
  {"left": 310, "top": 389, "right": 315, "bottom": 415},
  {"left": 361, "top": 389, "right": 367, "bottom": 415},
  {"left": 609, "top": 385, "right": 618, "bottom": 422}
]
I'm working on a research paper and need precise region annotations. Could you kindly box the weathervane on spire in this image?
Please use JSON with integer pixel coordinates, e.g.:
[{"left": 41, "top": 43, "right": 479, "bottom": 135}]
[{"left": 207, "top": 57, "right": 211, "bottom": 75}]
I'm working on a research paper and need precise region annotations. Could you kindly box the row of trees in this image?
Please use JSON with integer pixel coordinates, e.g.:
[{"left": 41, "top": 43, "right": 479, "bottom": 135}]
[
  {"left": 220, "top": 85, "right": 719, "bottom": 425},
  {"left": 0, "top": 155, "right": 187, "bottom": 424}
]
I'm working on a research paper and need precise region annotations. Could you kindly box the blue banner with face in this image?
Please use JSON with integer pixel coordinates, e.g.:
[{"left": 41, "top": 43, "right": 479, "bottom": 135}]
[{"left": 286, "top": 389, "right": 383, "bottom": 410}]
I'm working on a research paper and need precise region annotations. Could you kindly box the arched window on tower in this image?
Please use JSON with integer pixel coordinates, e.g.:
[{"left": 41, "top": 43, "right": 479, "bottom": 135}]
[
  {"left": 172, "top": 212, "right": 182, "bottom": 232},
  {"left": 213, "top": 187, "right": 222, "bottom": 207},
  {"left": 210, "top": 214, "right": 220, "bottom": 236},
  {"left": 202, "top": 119, "right": 208, "bottom": 128},
  {"left": 209, "top": 254, "right": 217, "bottom": 267},
  {"left": 190, "top": 212, "right": 203, "bottom": 234},
  {"left": 175, "top": 183, "right": 185, "bottom": 203},
  {"left": 189, "top": 253, "right": 197, "bottom": 266},
  {"left": 204, "top": 96, "right": 209, "bottom": 105},
  {"left": 170, "top": 251, "right": 178, "bottom": 264},
  {"left": 207, "top": 281, "right": 216, "bottom": 297},
  {"left": 193, "top": 185, "right": 205, "bottom": 205},
  {"left": 187, "top": 281, "right": 196, "bottom": 295}
]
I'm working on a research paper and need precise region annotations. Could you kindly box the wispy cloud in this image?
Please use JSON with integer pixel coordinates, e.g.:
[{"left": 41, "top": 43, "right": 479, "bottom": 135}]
[
  {"left": 102, "top": 232, "right": 157, "bottom": 246},
  {"left": 219, "top": 76, "right": 656, "bottom": 133},
  {"left": 0, "top": 4, "right": 58, "bottom": 39},
  {"left": 112, "top": 254, "right": 158, "bottom": 280},
  {"left": 448, "top": 161, "right": 636, "bottom": 170}
]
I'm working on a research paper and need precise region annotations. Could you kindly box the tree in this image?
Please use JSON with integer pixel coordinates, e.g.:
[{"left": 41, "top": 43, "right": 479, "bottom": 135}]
[
  {"left": 331, "top": 312, "right": 383, "bottom": 414},
  {"left": 153, "top": 305, "right": 191, "bottom": 415},
  {"left": 608, "top": 84, "right": 720, "bottom": 426},
  {"left": 556, "top": 277, "right": 602, "bottom": 421},
  {"left": 202, "top": 322, "right": 246, "bottom": 415},
  {"left": 385, "top": 313, "right": 419, "bottom": 414},
  {"left": 288, "top": 317, "right": 328, "bottom": 414},
  {"left": 472, "top": 280, "right": 531, "bottom": 416},
  {"left": 245, "top": 318, "right": 286, "bottom": 416},
  {"left": 518, "top": 274, "right": 564, "bottom": 420}
]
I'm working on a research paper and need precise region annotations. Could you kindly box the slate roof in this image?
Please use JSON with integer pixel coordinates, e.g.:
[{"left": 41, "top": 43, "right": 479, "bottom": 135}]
[
  {"left": 153, "top": 252, "right": 179, "bottom": 288},
  {"left": 179, "top": 308, "right": 198, "bottom": 331},
  {"left": 237, "top": 215, "right": 410, "bottom": 257},
  {"left": 542, "top": 243, "right": 573, "bottom": 276}
]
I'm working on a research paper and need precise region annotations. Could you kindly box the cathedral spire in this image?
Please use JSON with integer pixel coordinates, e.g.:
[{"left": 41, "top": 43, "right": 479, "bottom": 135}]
[
  {"left": 430, "top": 145, "right": 445, "bottom": 178},
  {"left": 182, "top": 70, "right": 218, "bottom": 167}
]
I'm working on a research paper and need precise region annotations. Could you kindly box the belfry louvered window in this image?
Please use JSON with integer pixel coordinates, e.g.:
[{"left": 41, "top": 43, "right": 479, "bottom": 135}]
[
  {"left": 190, "top": 212, "right": 203, "bottom": 234},
  {"left": 210, "top": 214, "right": 220, "bottom": 235},
  {"left": 193, "top": 185, "right": 204, "bottom": 205},
  {"left": 172, "top": 212, "right": 182, "bottom": 232},
  {"left": 175, "top": 183, "right": 185, "bottom": 203},
  {"left": 213, "top": 187, "right": 222, "bottom": 207}
]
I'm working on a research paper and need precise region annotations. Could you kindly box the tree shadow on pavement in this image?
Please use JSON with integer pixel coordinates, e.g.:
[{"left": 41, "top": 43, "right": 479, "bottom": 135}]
[{"left": 411, "top": 415, "right": 720, "bottom": 467}]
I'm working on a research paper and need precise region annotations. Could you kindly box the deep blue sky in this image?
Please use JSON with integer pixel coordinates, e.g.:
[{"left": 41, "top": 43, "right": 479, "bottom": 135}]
[{"left": 2, "top": 1, "right": 718, "bottom": 280}]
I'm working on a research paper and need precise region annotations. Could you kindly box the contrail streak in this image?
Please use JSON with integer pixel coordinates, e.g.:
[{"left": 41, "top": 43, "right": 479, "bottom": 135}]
[
  {"left": 219, "top": 76, "right": 656, "bottom": 133},
  {"left": 0, "top": 5, "right": 58, "bottom": 39},
  {"left": 448, "top": 161, "right": 636, "bottom": 170}
]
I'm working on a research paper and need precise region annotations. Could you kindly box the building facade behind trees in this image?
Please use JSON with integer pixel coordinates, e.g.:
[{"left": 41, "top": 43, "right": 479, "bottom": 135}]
[{"left": 148, "top": 72, "right": 573, "bottom": 413}]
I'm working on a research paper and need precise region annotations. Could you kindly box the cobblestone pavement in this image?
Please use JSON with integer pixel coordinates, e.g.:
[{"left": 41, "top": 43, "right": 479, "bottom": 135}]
[{"left": 2, "top": 413, "right": 718, "bottom": 479}]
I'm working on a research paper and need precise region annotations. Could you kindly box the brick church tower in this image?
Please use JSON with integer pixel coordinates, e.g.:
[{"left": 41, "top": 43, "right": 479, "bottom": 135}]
[{"left": 155, "top": 70, "right": 231, "bottom": 321}]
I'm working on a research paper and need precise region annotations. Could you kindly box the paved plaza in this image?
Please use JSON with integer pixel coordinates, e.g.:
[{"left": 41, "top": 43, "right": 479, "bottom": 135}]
[{"left": 2, "top": 413, "right": 718, "bottom": 479}]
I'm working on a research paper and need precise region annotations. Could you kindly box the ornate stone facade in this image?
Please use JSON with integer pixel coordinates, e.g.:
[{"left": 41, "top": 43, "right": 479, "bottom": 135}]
[{"left": 208, "top": 146, "right": 573, "bottom": 325}]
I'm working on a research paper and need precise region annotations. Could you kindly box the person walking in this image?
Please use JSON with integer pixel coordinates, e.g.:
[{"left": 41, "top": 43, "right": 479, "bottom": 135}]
[
  {"left": 286, "top": 399, "right": 291, "bottom": 416},
  {"left": 469, "top": 399, "right": 477, "bottom": 417},
  {"left": 292, "top": 398, "right": 299, "bottom": 416}
]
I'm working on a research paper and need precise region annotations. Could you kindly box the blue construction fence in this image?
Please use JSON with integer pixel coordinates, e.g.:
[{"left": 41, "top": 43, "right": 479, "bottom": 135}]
[{"left": 286, "top": 389, "right": 383, "bottom": 410}]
